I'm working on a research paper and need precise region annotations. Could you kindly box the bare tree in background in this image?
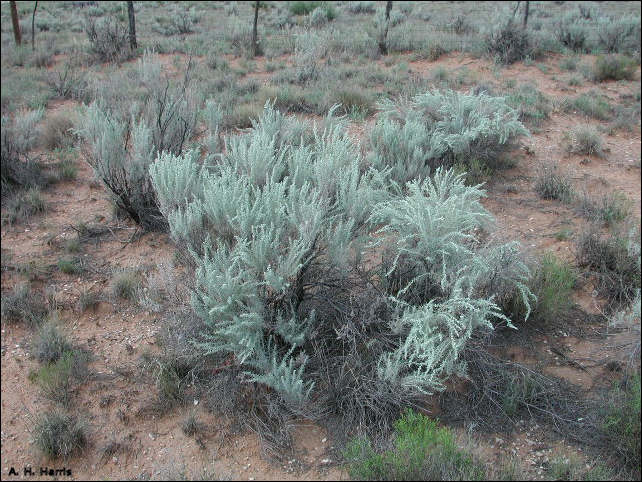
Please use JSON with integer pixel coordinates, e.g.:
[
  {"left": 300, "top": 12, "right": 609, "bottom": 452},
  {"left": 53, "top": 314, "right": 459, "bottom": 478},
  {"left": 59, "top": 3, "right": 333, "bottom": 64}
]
[
  {"left": 32, "top": 1, "right": 38, "bottom": 51},
  {"left": 127, "top": 1, "right": 137, "bottom": 50},
  {"left": 10, "top": 0, "right": 21, "bottom": 46},
  {"left": 523, "top": 1, "right": 530, "bottom": 28},
  {"left": 378, "top": 1, "right": 393, "bottom": 55},
  {"left": 252, "top": 1, "right": 260, "bottom": 57}
]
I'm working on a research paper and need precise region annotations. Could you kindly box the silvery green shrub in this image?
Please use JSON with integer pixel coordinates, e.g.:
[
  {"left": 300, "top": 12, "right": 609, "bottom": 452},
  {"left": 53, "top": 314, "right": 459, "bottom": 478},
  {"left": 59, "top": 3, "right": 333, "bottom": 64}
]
[
  {"left": 369, "top": 89, "right": 528, "bottom": 186},
  {"left": 150, "top": 98, "right": 534, "bottom": 409}
]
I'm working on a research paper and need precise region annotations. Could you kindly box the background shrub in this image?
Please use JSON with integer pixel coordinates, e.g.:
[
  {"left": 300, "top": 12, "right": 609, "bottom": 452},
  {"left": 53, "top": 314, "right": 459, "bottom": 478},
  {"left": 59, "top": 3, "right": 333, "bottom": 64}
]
[
  {"left": 368, "top": 90, "right": 527, "bottom": 185},
  {"left": 592, "top": 55, "right": 636, "bottom": 82},
  {"left": 85, "top": 15, "right": 132, "bottom": 63},
  {"left": 485, "top": 21, "right": 531, "bottom": 64}
]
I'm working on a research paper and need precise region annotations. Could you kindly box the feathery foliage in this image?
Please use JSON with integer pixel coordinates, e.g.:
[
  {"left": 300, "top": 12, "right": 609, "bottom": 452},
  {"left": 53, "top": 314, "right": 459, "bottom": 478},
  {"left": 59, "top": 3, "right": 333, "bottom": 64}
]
[
  {"left": 368, "top": 90, "right": 527, "bottom": 186},
  {"left": 150, "top": 97, "right": 533, "bottom": 422}
]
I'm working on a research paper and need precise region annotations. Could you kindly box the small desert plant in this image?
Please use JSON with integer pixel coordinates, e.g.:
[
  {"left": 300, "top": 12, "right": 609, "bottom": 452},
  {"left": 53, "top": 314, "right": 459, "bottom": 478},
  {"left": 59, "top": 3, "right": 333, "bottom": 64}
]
[
  {"left": 485, "top": 20, "right": 531, "bottom": 64},
  {"left": 47, "top": 63, "right": 89, "bottom": 101},
  {"left": 32, "top": 410, "right": 88, "bottom": 459},
  {"left": 343, "top": 409, "right": 486, "bottom": 480},
  {"left": 554, "top": 15, "right": 588, "bottom": 53},
  {"left": 563, "top": 92, "right": 612, "bottom": 120},
  {"left": 34, "top": 321, "right": 73, "bottom": 364},
  {"left": 181, "top": 412, "right": 205, "bottom": 437},
  {"left": 567, "top": 126, "right": 604, "bottom": 156},
  {"left": 529, "top": 254, "right": 577, "bottom": 322},
  {"left": 576, "top": 228, "right": 641, "bottom": 310},
  {"left": 578, "top": 191, "right": 631, "bottom": 226},
  {"left": 2, "top": 187, "right": 47, "bottom": 225},
  {"left": 57, "top": 257, "right": 84, "bottom": 275},
  {"left": 1, "top": 109, "right": 45, "bottom": 197},
  {"left": 42, "top": 113, "right": 74, "bottom": 151},
  {"left": 534, "top": 163, "right": 574, "bottom": 201},
  {"left": 592, "top": 54, "right": 636, "bottom": 82},
  {"left": 0, "top": 283, "right": 47, "bottom": 327},
  {"left": 110, "top": 270, "right": 140, "bottom": 301},
  {"left": 603, "top": 372, "right": 641, "bottom": 475}
]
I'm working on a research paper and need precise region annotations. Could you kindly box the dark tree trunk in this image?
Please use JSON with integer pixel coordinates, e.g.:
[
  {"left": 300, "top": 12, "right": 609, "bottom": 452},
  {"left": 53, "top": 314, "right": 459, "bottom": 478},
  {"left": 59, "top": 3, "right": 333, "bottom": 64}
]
[
  {"left": 32, "top": 1, "right": 38, "bottom": 51},
  {"left": 10, "top": 1, "right": 21, "bottom": 46},
  {"left": 127, "top": 1, "right": 137, "bottom": 51},
  {"left": 378, "top": 1, "right": 393, "bottom": 55},
  {"left": 523, "top": 1, "right": 530, "bottom": 28},
  {"left": 252, "top": 1, "right": 259, "bottom": 57},
  {"left": 511, "top": 1, "right": 521, "bottom": 21}
]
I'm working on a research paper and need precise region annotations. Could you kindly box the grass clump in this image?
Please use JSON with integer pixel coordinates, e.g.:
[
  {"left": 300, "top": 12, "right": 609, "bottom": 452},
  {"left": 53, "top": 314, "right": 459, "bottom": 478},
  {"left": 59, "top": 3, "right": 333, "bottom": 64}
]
[
  {"left": 578, "top": 191, "right": 631, "bottom": 226},
  {"left": 0, "top": 283, "right": 47, "bottom": 327},
  {"left": 563, "top": 93, "right": 612, "bottom": 120},
  {"left": 77, "top": 290, "right": 100, "bottom": 312},
  {"left": 534, "top": 163, "right": 574, "bottom": 202},
  {"left": 566, "top": 126, "right": 604, "bottom": 157},
  {"left": 343, "top": 409, "right": 485, "bottom": 480},
  {"left": 603, "top": 373, "right": 641, "bottom": 476},
  {"left": 592, "top": 54, "right": 637, "bottom": 82},
  {"left": 57, "top": 257, "right": 84, "bottom": 275},
  {"left": 110, "top": 270, "right": 140, "bottom": 301},
  {"left": 530, "top": 254, "right": 577, "bottom": 322},
  {"left": 576, "top": 228, "right": 641, "bottom": 310},
  {"left": 181, "top": 412, "right": 205, "bottom": 437},
  {"left": 1, "top": 187, "right": 46, "bottom": 226},
  {"left": 32, "top": 349, "right": 90, "bottom": 406},
  {"left": 506, "top": 83, "right": 551, "bottom": 126},
  {"left": 55, "top": 156, "right": 78, "bottom": 182},
  {"left": 546, "top": 456, "right": 615, "bottom": 481},
  {"left": 32, "top": 410, "right": 88, "bottom": 459},
  {"left": 34, "top": 321, "right": 72, "bottom": 364}
]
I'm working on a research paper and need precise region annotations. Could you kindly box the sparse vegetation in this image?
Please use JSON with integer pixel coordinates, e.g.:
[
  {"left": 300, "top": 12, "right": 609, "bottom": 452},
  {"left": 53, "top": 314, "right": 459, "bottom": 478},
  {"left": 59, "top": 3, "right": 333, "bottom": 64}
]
[
  {"left": 110, "top": 269, "right": 140, "bottom": 301},
  {"left": 1, "top": 283, "right": 47, "bottom": 327},
  {"left": 567, "top": 126, "right": 604, "bottom": 156},
  {"left": 534, "top": 163, "right": 574, "bottom": 202},
  {"left": 576, "top": 227, "right": 641, "bottom": 310},
  {"left": 32, "top": 410, "right": 88, "bottom": 459},
  {"left": 344, "top": 409, "right": 486, "bottom": 480}
]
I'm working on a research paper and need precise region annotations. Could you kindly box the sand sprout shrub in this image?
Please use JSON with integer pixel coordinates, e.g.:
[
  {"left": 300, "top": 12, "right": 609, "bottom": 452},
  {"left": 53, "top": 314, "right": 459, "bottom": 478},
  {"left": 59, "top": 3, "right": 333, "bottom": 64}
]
[
  {"left": 368, "top": 90, "right": 528, "bottom": 186},
  {"left": 76, "top": 52, "right": 199, "bottom": 231},
  {"left": 592, "top": 54, "right": 637, "bottom": 82},
  {"left": 485, "top": 20, "right": 531, "bottom": 64},
  {"left": 1, "top": 109, "right": 45, "bottom": 199},
  {"left": 151, "top": 101, "right": 534, "bottom": 438},
  {"left": 85, "top": 15, "right": 132, "bottom": 64}
]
